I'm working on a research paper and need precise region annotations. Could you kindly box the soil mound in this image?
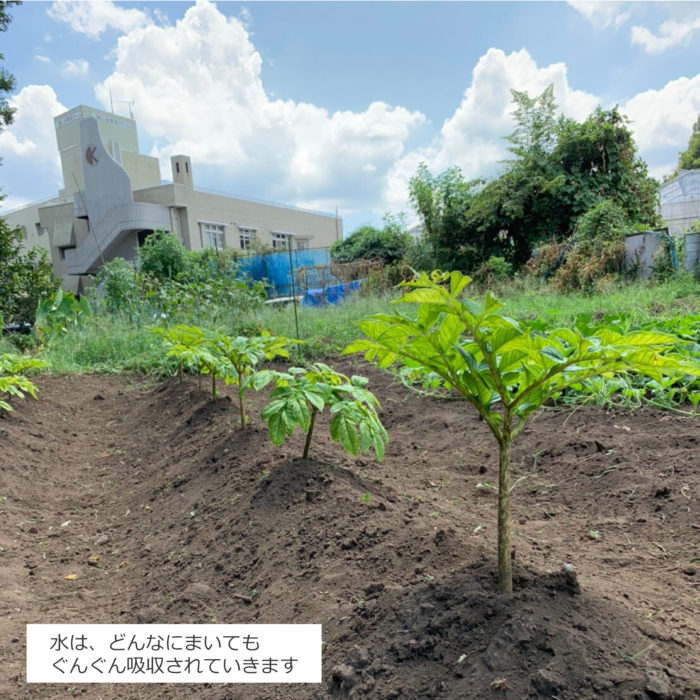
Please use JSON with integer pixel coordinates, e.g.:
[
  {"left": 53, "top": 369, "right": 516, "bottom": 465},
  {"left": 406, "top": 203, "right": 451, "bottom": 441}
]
[{"left": 1, "top": 360, "right": 698, "bottom": 698}]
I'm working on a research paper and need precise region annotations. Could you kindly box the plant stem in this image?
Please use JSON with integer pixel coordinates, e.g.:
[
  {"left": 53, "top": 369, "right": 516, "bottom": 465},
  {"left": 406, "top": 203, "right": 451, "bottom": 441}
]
[
  {"left": 239, "top": 388, "right": 246, "bottom": 428},
  {"left": 497, "top": 434, "right": 513, "bottom": 594},
  {"left": 303, "top": 406, "right": 318, "bottom": 459},
  {"left": 211, "top": 373, "right": 217, "bottom": 400}
]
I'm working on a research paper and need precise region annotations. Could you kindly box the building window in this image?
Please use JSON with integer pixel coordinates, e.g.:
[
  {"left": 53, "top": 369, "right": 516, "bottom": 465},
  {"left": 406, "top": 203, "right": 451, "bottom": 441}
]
[
  {"left": 296, "top": 239, "right": 309, "bottom": 251},
  {"left": 272, "top": 232, "right": 292, "bottom": 251},
  {"left": 238, "top": 226, "right": 257, "bottom": 251},
  {"left": 203, "top": 223, "right": 225, "bottom": 250}
]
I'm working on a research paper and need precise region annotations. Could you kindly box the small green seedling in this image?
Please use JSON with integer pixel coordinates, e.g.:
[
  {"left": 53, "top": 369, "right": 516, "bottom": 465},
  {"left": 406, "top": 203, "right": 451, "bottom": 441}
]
[
  {"left": 210, "top": 331, "right": 291, "bottom": 427},
  {"left": 253, "top": 363, "right": 387, "bottom": 460},
  {"left": 149, "top": 324, "right": 225, "bottom": 399},
  {"left": 0, "top": 354, "right": 49, "bottom": 412}
]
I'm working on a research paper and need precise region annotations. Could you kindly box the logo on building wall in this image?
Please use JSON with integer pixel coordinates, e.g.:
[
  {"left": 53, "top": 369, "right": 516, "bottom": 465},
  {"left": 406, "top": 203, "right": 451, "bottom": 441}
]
[{"left": 85, "top": 146, "right": 99, "bottom": 166}]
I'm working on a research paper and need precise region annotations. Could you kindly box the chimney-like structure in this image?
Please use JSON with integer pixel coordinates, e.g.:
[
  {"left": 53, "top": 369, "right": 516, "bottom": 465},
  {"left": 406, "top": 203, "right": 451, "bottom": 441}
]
[{"left": 171, "top": 155, "right": 193, "bottom": 188}]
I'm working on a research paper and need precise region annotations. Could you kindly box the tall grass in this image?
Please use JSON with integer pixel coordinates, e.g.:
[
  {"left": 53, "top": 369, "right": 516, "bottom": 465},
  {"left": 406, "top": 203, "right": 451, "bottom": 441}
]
[
  {"left": 237, "top": 293, "right": 396, "bottom": 360},
  {"left": 30, "top": 274, "right": 700, "bottom": 374},
  {"left": 42, "top": 316, "right": 173, "bottom": 375},
  {"left": 497, "top": 275, "right": 700, "bottom": 326}
]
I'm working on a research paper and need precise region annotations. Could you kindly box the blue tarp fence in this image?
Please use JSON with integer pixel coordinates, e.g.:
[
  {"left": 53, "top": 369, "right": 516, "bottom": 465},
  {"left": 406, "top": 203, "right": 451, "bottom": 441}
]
[
  {"left": 237, "top": 248, "right": 331, "bottom": 298},
  {"left": 302, "top": 279, "right": 364, "bottom": 307}
]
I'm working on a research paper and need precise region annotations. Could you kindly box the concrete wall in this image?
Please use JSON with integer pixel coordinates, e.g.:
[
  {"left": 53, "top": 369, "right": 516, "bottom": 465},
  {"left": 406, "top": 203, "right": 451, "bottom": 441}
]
[
  {"left": 55, "top": 105, "right": 160, "bottom": 196},
  {"left": 624, "top": 232, "right": 661, "bottom": 280},
  {"left": 134, "top": 184, "right": 342, "bottom": 252},
  {"left": 2, "top": 200, "right": 56, "bottom": 255}
]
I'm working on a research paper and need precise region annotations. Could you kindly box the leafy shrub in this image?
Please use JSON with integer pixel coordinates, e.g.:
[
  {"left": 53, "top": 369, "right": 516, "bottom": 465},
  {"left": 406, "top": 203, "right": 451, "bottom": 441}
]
[
  {"left": 0, "top": 217, "right": 59, "bottom": 326},
  {"left": 97, "top": 258, "right": 141, "bottom": 316},
  {"left": 330, "top": 222, "right": 408, "bottom": 265},
  {"left": 472, "top": 256, "right": 513, "bottom": 287},
  {"left": 35, "top": 288, "right": 91, "bottom": 341},
  {"left": 138, "top": 230, "right": 187, "bottom": 280},
  {"left": 526, "top": 200, "right": 634, "bottom": 292}
]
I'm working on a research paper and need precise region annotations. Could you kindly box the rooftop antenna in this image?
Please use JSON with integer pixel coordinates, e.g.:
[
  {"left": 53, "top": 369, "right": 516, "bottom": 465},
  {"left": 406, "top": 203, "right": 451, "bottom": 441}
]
[{"left": 116, "top": 100, "right": 135, "bottom": 119}]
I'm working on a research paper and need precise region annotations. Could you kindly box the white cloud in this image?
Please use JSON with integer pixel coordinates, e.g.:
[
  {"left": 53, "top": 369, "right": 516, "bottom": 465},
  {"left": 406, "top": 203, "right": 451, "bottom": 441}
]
[
  {"left": 621, "top": 74, "right": 700, "bottom": 169},
  {"left": 47, "top": 0, "right": 150, "bottom": 40},
  {"left": 93, "top": 1, "right": 425, "bottom": 213},
  {"left": 0, "top": 85, "right": 67, "bottom": 198},
  {"left": 35, "top": 55, "right": 51, "bottom": 64},
  {"left": 383, "top": 48, "right": 600, "bottom": 214},
  {"left": 61, "top": 58, "right": 89, "bottom": 77},
  {"left": 631, "top": 14, "right": 700, "bottom": 54},
  {"left": 568, "top": 1, "right": 630, "bottom": 30}
]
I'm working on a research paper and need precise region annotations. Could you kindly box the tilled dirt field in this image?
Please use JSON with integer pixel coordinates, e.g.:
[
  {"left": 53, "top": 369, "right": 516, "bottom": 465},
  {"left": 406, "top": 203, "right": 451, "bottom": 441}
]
[{"left": 1, "top": 358, "right": 698, "bottom": 699}]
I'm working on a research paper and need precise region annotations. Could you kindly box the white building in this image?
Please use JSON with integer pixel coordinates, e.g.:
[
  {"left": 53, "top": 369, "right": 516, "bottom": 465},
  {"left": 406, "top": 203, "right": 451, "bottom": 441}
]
[
  {"left": 659, "top": 169, "right": 700, "bottom": 236},
  {"left": 3, "top": 105, "right": 343, "bottom": 292}
]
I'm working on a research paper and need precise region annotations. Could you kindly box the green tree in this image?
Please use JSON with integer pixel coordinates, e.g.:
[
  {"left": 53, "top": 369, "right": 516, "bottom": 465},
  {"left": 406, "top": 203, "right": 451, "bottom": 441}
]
[
  {"left": 676, "top": 114, "right": 700, "bottom": 173},
  {"left": 0, "top": 1, "right": 20, "bottom": 131},
  {"left": 415, "top": 87, "right": 659, "bottom": 271},
  {"left": 0, "top": 219, "right": 59, "bottom": 325},
  {"left": 330, "top": 214, "right": 409, "bottom": 265},
  {"left": 408, "top": 164, "right": 481, "bottom": 270},
  {"left": 138, "top": 229, "right": 187, "bottom": 280}
]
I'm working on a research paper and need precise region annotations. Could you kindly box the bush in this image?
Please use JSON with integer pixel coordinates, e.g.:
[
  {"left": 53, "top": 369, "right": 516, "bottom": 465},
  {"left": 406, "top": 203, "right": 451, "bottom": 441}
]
[
  {"left": 97, "top": 258, "right": 141, "bottom": 315},
  {"left": 0, "top": 217, "right": 59, "bottom": 326},
  {"left": 330, "top": 224, "right": 408, "bottom": 265},
  {"left": 526, "top": 200, "right": 636, "bottom": 292},
  {"left": 403, "top": 236, "right": 434, "bottom": 272},
  {"left": 472, "top": 256, "right": 513, "bottom": 287},
  {"left": 138, "top": 230, "right": 186, "bottom": 280}
]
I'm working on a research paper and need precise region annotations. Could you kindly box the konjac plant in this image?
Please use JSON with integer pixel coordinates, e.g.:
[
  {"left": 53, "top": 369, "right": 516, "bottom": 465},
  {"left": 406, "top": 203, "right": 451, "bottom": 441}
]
[
  {"left": 210, "top": 331, "right": 292, "bottom": 427},
  {"left": 253, "top": 362, "right": 387, "bottom": 460},
  {"left": 0, "top": 353, "right": 48, "bottom": 413},
  {"left": 345, "top": 270, "right": 700, "bottom": 593},
  {"left": 149, "top": 324, "right": 224, "bottom": 399}
]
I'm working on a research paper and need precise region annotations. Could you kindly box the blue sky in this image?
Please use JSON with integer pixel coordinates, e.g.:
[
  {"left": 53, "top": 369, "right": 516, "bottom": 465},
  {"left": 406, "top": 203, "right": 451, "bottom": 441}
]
[{"left": 1, "top": 1, "right": 700, "bottom": 234}]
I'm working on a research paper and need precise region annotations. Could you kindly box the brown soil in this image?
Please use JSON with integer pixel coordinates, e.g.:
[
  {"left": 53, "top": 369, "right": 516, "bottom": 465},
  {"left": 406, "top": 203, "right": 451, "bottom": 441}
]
[{"left": 1, "top": 358, "right": 698, "bottom": 699}]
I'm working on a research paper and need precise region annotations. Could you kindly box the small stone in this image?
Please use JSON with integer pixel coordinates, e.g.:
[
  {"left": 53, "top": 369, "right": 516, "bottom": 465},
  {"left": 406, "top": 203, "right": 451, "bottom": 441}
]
[
  {"left": 364, "top": 582, "right": 385, "bottom": 595},
  {"left": 350, "top": 646, "right": 371, "bottom": 669},
  {"left": 645, "top": 668, "right": 674, "bottom": 700},
  {"left": 95, "top": 534, "right": 110, "bottom": 546},
  {"left": 330, "top": 663, "right": 358, "bottom": 689}
]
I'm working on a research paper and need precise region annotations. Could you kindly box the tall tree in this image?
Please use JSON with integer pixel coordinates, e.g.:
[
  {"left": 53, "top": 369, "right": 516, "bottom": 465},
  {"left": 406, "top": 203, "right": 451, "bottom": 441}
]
[
  {"left": 408, "top": 164, "right": 481, "bottom": 271},
  {"left": 415, "top": 87, "right": 659, "bottom": 271},
  {"left": 677, "top": 114, "right": 700, "bottom": 172},
  {"left": 0, "top": 1, "right": 58, "bottom": 326},
  {"left": 0, "top": 1, "right": 21, "bottom": 130}
]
